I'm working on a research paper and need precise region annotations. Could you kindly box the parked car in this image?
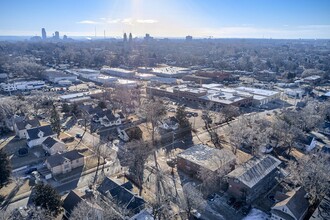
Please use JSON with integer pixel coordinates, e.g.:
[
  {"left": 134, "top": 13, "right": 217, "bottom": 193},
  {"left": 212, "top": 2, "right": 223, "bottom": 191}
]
[
  {"left": 75, "top": 133, "right": 83, "bottom": 138},
  {"left": 190, "top": 209, "right": 201, "bottom": 219},
  {"left": 25, "top": 167, "right": 37, "bottom": 175}
]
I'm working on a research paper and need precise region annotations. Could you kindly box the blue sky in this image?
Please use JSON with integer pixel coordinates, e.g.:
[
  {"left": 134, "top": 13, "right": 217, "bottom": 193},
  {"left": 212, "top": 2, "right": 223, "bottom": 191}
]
[{"left": 0, "top": 0, "right": 329, "bottom": 38}]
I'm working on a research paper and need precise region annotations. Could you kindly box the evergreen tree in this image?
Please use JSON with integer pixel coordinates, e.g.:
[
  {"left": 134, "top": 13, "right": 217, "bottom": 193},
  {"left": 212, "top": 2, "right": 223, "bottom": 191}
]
[
  {"left": 33, "top": 183, "right": 62, "bottom": 217},
  {"left": 50, "top": 104, "right": 61, "bottom": 137},
  {"left": 176, "top": 105, "right": 192, "bottom": 138},
  {"left": 61, "top": 103, "right": 70, "bottom": 113},
  {"left": 176, "top": 105, "right": 190, "bottom": 128},
  {"left": 0, "top": 149, "right": 11, "bottom": 188}
]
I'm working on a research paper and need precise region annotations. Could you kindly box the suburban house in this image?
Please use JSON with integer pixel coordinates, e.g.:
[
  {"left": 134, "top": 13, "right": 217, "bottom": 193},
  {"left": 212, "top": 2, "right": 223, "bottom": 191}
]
[
  {"left": 97, "top": 177, "right": 146, "bottom": 215},
  {"left": 310, "top": 196, "right": 330, "bottom": 220},
  {"left": 5, "top": 114, "right": 25, "bottom": 131},
  {"left": 271, "top": 187, "right": 309, "bottom": 220},
  {"left": 42, "top": 137, "right": 66, "bottom": 155},
  {"left": 226, "top": 155, "right": 282, "bottom": 203},
  {"left": 177, "top": 144, "right": 236, "bottom": 179},
  {"left": 117, "top": 126, "right": 143, "bottom": 142},
  {"left": 26, "top": 125, "right": 56, "bottom": 148},
  {"left": 45, "top": 150, "right": 84, "bottom": 176},
  {"left": 14, "top": 118, "right": 40, "bottom": 139},
  {"left": 93, "top": 109, "right": 124, "bottom": 127},
  {"left": 62, "top": 190, "right": 103, "bottom": 219},
  {"left": 160, "top": 116, "right": 179, "bottom": 131}
]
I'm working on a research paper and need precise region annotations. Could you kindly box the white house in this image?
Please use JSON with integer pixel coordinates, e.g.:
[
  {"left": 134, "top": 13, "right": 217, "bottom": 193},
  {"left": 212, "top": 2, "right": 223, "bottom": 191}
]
[
  {"left": 14, "top": 119, "right": 40, "bottom": 139},
  {"left": 160, "top": 116, "right": 179, "bottom": 131},
  {"left": 93, "top": 110, "right": 124, "bottom": 127},
  {"left": 26, "top": 125, "right": 56, "bottom": 148}
]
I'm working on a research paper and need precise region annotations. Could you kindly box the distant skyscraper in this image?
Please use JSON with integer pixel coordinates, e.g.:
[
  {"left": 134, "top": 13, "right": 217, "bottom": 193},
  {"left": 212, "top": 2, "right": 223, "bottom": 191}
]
[
  {"left": 129, "top": 33, "right": 132, "bottom": 43},
  {"left": 63, "top": 35, "right": 68, "bottom": 40},
  {"left": 41, "top": 28, "right": 47, "bottom": 40},
  {"left": 144, "top": 33, "right": 153, "bottom": 41},
  {"left": 186, "top": 35, "right": 193, "bottom": 41},
  {"left": 54, "top": 31, "right": 59, "bottom": 40},
  {"left": 123, "top": 33, "right": 127, "bottom": 42}
]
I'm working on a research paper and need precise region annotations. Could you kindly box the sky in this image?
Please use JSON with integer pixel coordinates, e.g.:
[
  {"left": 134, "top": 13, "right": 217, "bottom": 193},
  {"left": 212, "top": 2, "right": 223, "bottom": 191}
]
[{"left": 0, "top": 0, "right": 330, "bottom": 39}]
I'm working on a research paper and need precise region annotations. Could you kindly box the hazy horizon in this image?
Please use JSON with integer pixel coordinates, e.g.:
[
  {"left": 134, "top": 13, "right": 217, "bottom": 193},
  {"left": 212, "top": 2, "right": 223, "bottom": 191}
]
[{"left": 1, "top": 0, "right": 330, "bottom": 39}]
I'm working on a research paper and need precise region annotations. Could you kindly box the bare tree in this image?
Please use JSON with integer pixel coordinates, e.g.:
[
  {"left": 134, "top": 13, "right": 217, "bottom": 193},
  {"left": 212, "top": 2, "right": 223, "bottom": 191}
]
[
  {"left": 123, "top": 140, "right": 153, "bottom": 196},
  {"left": 70, "top": 197, "right": 123, "bottom": 220},
  {"left": 219, "top": 105, "right": 240, "bottom": 124},
  {"left": 139, "top": 98, "right": 166, "bottom": 146},
  {"left": 180, "top": 183, "right": 207, "bottom": 218},
  {"left": 286, "top": 152, "right": 330, "bottom": 205}
]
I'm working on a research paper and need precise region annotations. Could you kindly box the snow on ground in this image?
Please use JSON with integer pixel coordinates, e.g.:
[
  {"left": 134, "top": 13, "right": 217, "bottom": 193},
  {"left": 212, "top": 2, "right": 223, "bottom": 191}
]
[{"left": 243, "top": 208, "right": 269, "bottom": 220}]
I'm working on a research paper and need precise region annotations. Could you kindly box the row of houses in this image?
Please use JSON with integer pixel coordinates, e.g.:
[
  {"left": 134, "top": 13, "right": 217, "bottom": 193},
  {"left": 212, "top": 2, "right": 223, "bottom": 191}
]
[{"left": 62, "top": 177, "right": 150, "bottom": 219}]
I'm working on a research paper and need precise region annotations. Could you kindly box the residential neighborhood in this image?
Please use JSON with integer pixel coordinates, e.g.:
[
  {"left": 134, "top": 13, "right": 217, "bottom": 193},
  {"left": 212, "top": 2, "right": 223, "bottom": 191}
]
[{"left": 1, "top": 1, "right": 330, "bottom": 220}]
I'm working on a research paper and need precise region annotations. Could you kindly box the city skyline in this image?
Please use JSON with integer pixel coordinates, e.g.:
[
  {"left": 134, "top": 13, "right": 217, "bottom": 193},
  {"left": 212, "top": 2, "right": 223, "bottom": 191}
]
[{"left": 0, "top": 0, "right": 330, "bottom": 39}]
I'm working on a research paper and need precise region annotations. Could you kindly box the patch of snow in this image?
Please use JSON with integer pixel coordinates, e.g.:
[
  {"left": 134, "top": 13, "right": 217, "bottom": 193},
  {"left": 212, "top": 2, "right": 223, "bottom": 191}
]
[{"left": 243, "top": 208, "right": 269, "bottom": 220}]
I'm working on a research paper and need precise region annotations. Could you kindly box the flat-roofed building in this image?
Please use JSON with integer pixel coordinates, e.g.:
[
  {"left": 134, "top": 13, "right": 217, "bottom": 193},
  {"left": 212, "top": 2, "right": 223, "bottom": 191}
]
[
  {"left": 43, "top": 69, "right": 77, "bottom": 83},
  {"left": 200, "top": 90, "right": 252, "bottom": 108},
  {"left": 177, "top": 144, "right": 236, "bottom": 179},
  {"left": 0, "top": 81, "right": 45, "bottom": 92},
  {"left": 101, "top": 67, "right": 135, "bottom": 78},
  {"left": 150, "top": 66, "right": 191, "bottom": 78},
  {"left": 182, "top": 75, "right": 213, "bottom": 84},
  {"left": 236, "top": 86, "right": 281, "bottom": 105}
]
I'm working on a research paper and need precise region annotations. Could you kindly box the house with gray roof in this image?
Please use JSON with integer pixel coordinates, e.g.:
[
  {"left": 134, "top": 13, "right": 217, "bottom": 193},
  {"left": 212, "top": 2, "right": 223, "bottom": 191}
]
[
  {"left": 14, "top": 118, "right": 40, "bottom": 139},
  {"left": 45, "top": 150, "right": 84, "bottom": 176},
  {"left": 97, "top": 177, "right": 146, "bottom": 215},
  {"left": 26, "top": 125, "right": 55, "bottom": 148},
  {"left": 42, "top": 137, "right": 66, "bottom": 155},
  {"left": 226, "top": 155, "right": 281, "bottom": 203},
  {"left": 271, "top": 187, "right": 309, "bottom": 220},
  {"left": 62, "top": 190, "right": 103, "bottom": 219},
  {"left": 177, "top": 144, "right": 236, "bottom": 179}
]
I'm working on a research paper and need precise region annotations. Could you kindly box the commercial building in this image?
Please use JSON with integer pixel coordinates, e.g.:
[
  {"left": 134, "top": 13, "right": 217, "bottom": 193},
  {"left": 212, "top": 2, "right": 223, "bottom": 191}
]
[
  {"left": 195, "top": 70, "right": 236, "bottom": 82},
  {"left": 115, "top": 79, "right": 138, "bottom": 88},
  {"left": 146, "top": 84, "right": 256, "bottom": 108},
  {"left": 235, "top": 87, "right": 281, "bottom": 105},
  {"left": 182, "top": 75, "right": 213, "bottom": 84},
  {"left": 0, "top": 81, "right": 45, "bottom": 92},
  {"left": 150, "top": 66, "right": 191, "bottom": 78},
  {"left": 177, "top": 144, "right": 236, "bottom": 179},
  {"left": 41, "top": 28, "right": 47, "bottom": 40},
  {"left": 101, "top": 67, "right": 135, "bottom": 78},
  {"left": 43, "top": 69, "right": 77, "bottom": 84}
]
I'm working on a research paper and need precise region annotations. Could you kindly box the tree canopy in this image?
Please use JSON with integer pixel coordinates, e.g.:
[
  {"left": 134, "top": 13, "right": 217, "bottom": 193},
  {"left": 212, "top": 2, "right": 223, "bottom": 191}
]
[
  {"left": 0, "top": 149, "right": 11, "bottom": 187},
  {"left": 33, "top": 183, "right": 63, "bottom": 216}
]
